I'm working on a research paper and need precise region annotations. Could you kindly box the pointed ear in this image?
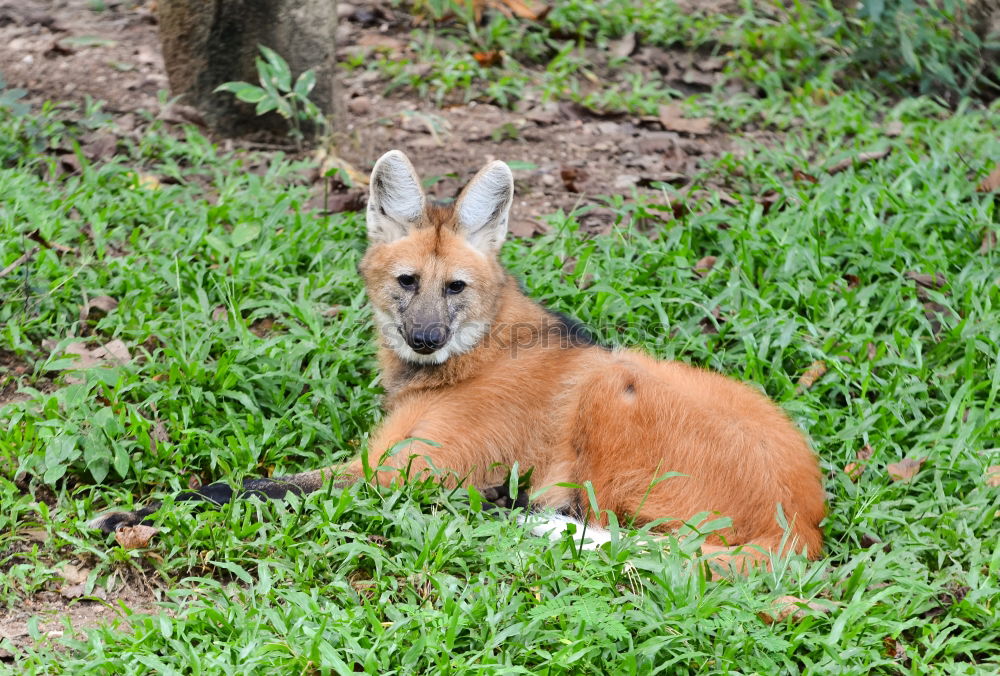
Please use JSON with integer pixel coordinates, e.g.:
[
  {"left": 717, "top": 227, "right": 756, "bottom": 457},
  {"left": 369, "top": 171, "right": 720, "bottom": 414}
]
[
  {"left": 454, "top": 160, "right": 514, "bottom": 254},
  {"left": 366, "top": 150, "right": 426, "bottom": 244}
]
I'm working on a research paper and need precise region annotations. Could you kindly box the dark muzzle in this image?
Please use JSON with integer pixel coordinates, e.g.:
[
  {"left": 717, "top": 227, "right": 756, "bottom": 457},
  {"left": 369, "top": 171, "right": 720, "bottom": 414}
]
[{"left": 407, "top": 323, "right": 450, "bottom": 354}]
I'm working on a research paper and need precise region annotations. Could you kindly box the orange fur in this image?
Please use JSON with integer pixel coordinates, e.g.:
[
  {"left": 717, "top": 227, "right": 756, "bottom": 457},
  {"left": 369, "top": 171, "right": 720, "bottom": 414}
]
[{"left": 326, "top": 152, "right": 825, "bottom": 567}]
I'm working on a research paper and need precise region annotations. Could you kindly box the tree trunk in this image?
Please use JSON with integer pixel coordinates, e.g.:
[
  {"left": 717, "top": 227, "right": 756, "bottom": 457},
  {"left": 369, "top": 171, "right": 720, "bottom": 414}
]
[{"left": 157, "top": 0, "right": 338, "bottom": 139}]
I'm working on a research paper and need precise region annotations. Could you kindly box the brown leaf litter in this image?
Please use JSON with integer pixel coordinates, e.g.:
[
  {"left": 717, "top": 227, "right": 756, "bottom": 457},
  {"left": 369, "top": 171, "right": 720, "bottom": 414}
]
[
  {"left": 795, "top": 360, "right": 828, "bottom": 394},
  {"left": 758, "top": 596, "right": 832, "bottom": 624},
  {"left": 886, "top": 457, "right": 926, "bottom": 483}
]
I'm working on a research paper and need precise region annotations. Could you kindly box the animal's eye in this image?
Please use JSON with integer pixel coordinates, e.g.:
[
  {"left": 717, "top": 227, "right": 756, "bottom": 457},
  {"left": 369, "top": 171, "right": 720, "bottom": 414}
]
[
  {"left": 397, "top": 274, "right": 417, "bottom": 290},
  {"left": 446, "top": 280, "right": 467, "bottom": 295}
]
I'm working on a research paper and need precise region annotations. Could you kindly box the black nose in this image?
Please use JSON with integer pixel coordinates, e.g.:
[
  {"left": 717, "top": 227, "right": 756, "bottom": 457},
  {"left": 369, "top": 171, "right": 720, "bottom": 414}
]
[{"left": 408, "top": 325, "right": 449, "bottom": 354}]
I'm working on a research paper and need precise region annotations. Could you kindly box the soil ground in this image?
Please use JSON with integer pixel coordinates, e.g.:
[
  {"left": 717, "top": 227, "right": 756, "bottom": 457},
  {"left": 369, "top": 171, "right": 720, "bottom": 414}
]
[{"left": 0, "top": 0, "right": 746, "bottom": 233}]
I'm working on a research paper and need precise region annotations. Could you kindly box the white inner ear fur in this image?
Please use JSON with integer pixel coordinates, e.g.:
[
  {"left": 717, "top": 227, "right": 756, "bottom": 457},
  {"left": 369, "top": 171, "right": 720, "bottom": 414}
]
[
  {"left": 456, "top": 161, "right": 513, "bottom": 254},
  {"left": 367, "top": 150, "right": 425, "bottom": 244}
]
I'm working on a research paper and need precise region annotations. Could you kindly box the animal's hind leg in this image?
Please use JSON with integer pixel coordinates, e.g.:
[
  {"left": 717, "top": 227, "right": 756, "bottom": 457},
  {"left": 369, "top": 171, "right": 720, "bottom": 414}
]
[
  {"left": 565, "top": 354, "right": 822, "bottom": 570},
  {"left": 562, "top": 357, "right": 690, "bottom": 527}
]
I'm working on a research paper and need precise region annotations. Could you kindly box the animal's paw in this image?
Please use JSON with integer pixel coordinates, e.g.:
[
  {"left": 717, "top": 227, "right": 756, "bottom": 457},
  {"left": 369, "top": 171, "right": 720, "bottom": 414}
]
[
  {"left": 89, "top": 503, "right": 160, "bottom": 534},
  {"left": 481, "top": 484, "right": 530, "bottom": 511}
]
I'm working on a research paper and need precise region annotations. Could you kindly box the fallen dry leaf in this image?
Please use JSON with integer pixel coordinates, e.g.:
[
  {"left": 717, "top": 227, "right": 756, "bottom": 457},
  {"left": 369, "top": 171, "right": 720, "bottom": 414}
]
[
  {"left": 980, "top": 230, "right": 997, "bottom": 254},
  {"left": 883, "top": 637, "right": 910, "bottom": 666},
  {"left": 715, "top": 190, "right": 739, "bottom": 206},
  {"left": 844, "top": 444, "right": 874, "bottom": 482},
  {"left": 680, "top": 67, "right": 716, "bottom": 87},
  {"left": 211, "top": 305, "right": 228, "bottom": 322},
  {"left": 793, "top": 169, "right": 818, "bottom": 184},
  {"left": 83, "top": 132, "right": 118, "bottom": 163},
  {"left": 45, "top": 338, "right": 133, "bottom": 371},
  {"left": 699, "top": 306, "right": 724, "bottom": 335},
  {"left": 61, "top": 342, "right": 101, "bottom": 369},
  {"left": 693, "top": 255, "right": 717, "bottom": 277},
  {"left": 322, "top": 305, "right": 343, "bottom": 318},
  {"left": 795, "top": 360, "right": 828, "bottom": 394},
  {"left": 860, "top": 533, "right": 882, "bottom": 548},
  {"left": 986, "top": 465, "right": 1000, "bottom": 488},
  {"left": 658, "top": 104, "right": 712, "bottom": 135},
  {"left": 844, "top": 462, "right": 864, "bottom": 481},
  {"left": 697, "top": 56, "right": 726, "bottom": 72},
  {"left": 757, "top": 190, "right": 781, "bottom": 214},
  {"left": 614, "top": 173, "right": 640, "bottom": 190},
  {"left": 316, "top": 149, "right": 368, "bottom": 187},
  {"left": 560, "top": 166, "right": 588, "bottom": 193},
  {"left": 827, "top": 149, "right": 891, "bottom": 175},
  {"left": 158, "top": 103, "right": 207, "bottom": 127},
  {"left": 843, "top": 273, "right": 860, "bottom": 289},
  {"left": 611, "top": 32, "right": 637, "bottom": 60},
  {"left": 114, "top": 524, "right": 158, "bottom": 549},
  {"left": 56, "top": 152, "right": 82, "bottom": 176},
  {"left": 149, "top": 419, "right": 169, "bottom": 454},
  {"left": 79, "top": 295, "right": 119, "bottom": 324},
  {"left": 355, "top": 33, "right": 405, "bottom": 52},
  {"left": 922, "top": 584, "right": 970, "bottom": 620},
  {"left": 91, "top": 339, "right": 131, "bottom": 364},
  {"left": 887, "top": 457, "right": 926, "bottom": 482},
  {"left": 45, "top": 39, "right": 75, "bottom": 58},
  {"left": 884, "top": 120, "right": 904, "bottom": 137},
  {"left": 60, "top": 583, "right": 86, "bottom": 599},
  {"left": 137, "top": 173, "right": 161, "bottom": 190},
  {"left": 326, "top": 190, "right": 367, "bottom": 213},
  {"left": 58, "top": 562, "right": 90, "bottom": 586},
  {"left": 759, "top": 596, "right": 830, "bottom": 624},
  {"left": 483, "top": 0, "right": 551, "bottom": 21},
  {"left": 578, "top": 208, "right": 616, "bottom": 236},
  {"left": 250, "top": 317, "right": 277, "bottom": 337},
  {"left": 473, "top": 50, "right": 503, "bottom": 67},
  {"left": 509, "top": 219, "right": 550, "bottom": 238},
  {"left": 905, "top": 270, "right": 947, "bottom": 291},
  {"left": 977, "top": 166, "right": 1000, "bottom": 193},
  {"left": 922, "top": 301, "right": 955, "bottom": 335},
  {"left": 21, "top": 527, "right": 48, "bottom": 543}
]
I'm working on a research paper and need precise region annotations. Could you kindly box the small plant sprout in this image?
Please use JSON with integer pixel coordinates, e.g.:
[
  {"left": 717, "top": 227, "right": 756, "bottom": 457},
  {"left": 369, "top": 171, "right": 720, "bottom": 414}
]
[{"left": 215, "top": 45, "right": 328, "bottom": 148}]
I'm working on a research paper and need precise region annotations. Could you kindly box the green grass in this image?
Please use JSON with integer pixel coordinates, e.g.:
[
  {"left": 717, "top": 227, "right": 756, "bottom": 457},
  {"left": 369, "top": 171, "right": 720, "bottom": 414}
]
[
  {"left": 3, "top": 3, "right": 1000, "bottom": 674},
  {"left": 353, "top": 0, "right": 999, "bottom": 112}
]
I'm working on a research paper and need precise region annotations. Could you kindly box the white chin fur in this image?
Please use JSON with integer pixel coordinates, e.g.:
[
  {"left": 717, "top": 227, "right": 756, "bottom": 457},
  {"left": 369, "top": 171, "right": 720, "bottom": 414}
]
[{"left": 374, "top": 309, "right": 489, "bottom": 365}]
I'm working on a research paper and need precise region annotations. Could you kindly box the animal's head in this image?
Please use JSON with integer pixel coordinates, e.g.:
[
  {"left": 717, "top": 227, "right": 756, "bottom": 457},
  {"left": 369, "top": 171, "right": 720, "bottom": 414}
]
[{"left": 359, "top": 150, "right": 514, "bottom": 365}]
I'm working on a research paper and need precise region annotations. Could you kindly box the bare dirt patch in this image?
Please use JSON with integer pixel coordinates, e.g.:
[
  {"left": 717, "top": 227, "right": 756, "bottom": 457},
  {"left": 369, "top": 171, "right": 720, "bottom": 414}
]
[
  {"left": 1, "top": 534, "right": 168, "bottom": 661},
  {"left": 0, "top": 349, "right": 57, "bottom": 408},
  {"left": 0, "top": 350, "right": 32, "bottom": 407},
  {"left": 0, "top": 586, "right": 166, "bottom": 660},
  {"left": 0, "top": 0, "right": 749, "bottom": 230},
  {"left": 0, "top": 0, "right": 165, "bottom": 113}
]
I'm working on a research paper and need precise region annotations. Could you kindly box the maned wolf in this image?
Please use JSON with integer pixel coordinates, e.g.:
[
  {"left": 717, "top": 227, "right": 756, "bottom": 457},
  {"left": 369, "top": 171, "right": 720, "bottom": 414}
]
[{"left": 94, "top": 150, "right": 825, "bottom": 571}]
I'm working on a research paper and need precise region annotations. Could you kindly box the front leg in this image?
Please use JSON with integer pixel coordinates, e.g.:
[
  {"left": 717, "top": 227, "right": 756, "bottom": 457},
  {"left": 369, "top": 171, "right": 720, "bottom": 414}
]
[{"left": 335, "top": 398, "right": 513, "bottom": 490}]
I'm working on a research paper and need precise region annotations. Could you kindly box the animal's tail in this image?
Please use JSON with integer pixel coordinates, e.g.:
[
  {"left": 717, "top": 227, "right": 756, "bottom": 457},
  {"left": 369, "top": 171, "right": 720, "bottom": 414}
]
[
  {"left": 90, "top": 468, "right": 529, "bottom": 533},
  {"left": 89, "top": 470, "right": 330, "bottom": 533}
]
